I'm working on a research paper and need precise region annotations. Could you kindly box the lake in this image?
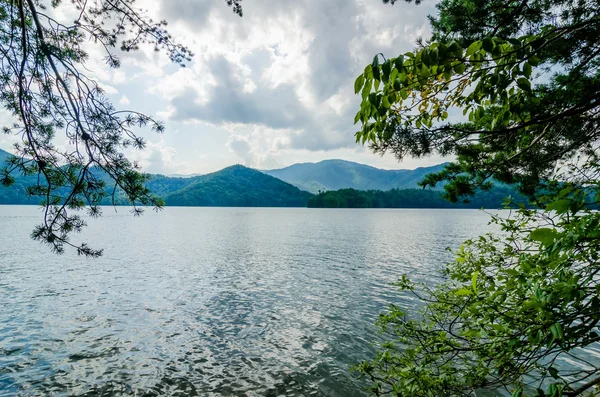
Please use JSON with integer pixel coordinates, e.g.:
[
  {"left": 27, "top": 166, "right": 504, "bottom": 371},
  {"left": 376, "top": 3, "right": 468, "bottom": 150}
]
[{"left": 0, "top": 206, "right": 494, "bottom": 396}]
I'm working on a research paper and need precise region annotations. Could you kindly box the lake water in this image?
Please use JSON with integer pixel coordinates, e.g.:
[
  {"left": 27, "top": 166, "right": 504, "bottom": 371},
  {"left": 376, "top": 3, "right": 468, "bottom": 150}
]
[{"left": 0, "top": 206, "right": 494, "bottom": 396}]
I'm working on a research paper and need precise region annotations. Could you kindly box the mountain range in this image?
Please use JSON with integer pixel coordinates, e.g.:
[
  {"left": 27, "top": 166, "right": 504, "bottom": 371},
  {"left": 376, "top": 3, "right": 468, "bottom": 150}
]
[
  {"left": 0, "top": 148, "right": 312, "bottom": 207},
  {"left": 0, "top": 147, "right": 519, "bottom": 208},
  {"left": 263, "top": 160, "right": 448, "bottom": 193}
]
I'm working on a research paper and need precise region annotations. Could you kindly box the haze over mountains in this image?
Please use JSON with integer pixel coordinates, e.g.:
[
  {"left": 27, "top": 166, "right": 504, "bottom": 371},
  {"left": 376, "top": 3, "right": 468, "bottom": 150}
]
[{"left": 263, "top": 160, "right": 448, "bottom": 193}]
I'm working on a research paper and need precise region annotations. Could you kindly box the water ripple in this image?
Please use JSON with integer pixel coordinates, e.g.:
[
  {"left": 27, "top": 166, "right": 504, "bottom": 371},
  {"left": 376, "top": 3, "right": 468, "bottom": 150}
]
[{"left": 0, "top": 207, "right": 493, "bottom": 396}]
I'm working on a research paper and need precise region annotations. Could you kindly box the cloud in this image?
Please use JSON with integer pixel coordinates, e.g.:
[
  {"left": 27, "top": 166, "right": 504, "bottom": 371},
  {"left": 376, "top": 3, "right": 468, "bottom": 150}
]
[
  {"left": 145, "top": 0, "right": 435, "bottom": 157},
  {"left": 225, "top": 126, "right": 288, "bottom": 169},
  {"left": 165, "top": 56, "right": 313, "bottom": 129},
  {"left": 15, "top": 0, "right": 441, "bottom": 174},
  {"left": 0, "top": 0, "right": 449, "bottom": 177},
  {"left": 227, "top": 134, "right": 253, "bottom": 164},
  {"left": 129, "top": 140, "right": 192, "bottom": 175}
]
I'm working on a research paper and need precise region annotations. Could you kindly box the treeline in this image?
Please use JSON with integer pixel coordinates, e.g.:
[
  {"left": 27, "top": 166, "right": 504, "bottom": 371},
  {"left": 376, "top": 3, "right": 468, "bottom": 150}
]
[{"left": 307, "top": 187, "right": 530, "bottom": 209}]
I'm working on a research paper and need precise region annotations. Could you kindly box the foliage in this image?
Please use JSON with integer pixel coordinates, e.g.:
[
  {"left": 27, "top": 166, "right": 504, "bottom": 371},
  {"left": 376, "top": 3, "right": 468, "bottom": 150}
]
[
  {"left": 354, "top": 0, "right": 600, "bottom": 395},
  {"left": 0, "top": 0, "right": 242, "bottom": 256},
  {"left": 264, "top": 160, "right": 448, "bottom": 194},
  {"left": 357, "top": 188, "right": 600, "bottom": 396},
  {"left": 307, "top": 186, "right": 528, "bottom": 209},
  {"left": 353, "top": 0, "right": 600, "bottom": 202}
]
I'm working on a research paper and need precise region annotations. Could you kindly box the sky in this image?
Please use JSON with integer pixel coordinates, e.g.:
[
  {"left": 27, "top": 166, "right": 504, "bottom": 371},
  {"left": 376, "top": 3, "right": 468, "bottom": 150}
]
[{"left": 0, "top": 0, "right": 446, "bottom": 175}]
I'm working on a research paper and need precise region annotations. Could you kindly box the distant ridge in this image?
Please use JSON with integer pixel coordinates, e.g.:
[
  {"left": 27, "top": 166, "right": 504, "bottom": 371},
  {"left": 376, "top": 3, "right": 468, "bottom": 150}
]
[{"left": 262, "top": 159, "right": 449, "bottom": 193}]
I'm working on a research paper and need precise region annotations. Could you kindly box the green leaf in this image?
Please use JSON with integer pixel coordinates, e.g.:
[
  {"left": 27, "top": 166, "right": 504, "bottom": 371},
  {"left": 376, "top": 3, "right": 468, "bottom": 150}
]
[
  {"left": 354, "top": 75, "right": 364, "bottom": 94},
  {"left": 546, "top": 199, "right": 571, "bottom": 214},
  {"left": 530, "top": 228, "right": 557, "bottom": 244},
  {"left": 429, "top": 47, "right": 438, "bottom": 64},
  {"left": 455, "top": 289, "right": 473, "bottom": 296},
  {"left": 382, "top": 60, "right": 391, "bottom": 76},
  {"left": 381, "top": 95, "right": 391, "bottom": 109},
  {"left": 558, "top": 187, "right": 574, "bottom": 198},
  {"left": 373, "top": 66, "right": 380, "bottom": 81},
  {"left": 482, "top": 36, "right": 495, "bottom": 52},
  {"left": 547, "top": 383, "right": 560, "bottom": 397},
  {"left": 523, "top": 62, "right": 532, "bottom": 78},
  {"left": 454, "top": 62, "right": 466, "bottom": 74},
  {"left": 394, "top": 55, "right": 404, "bottom": 72},
  {"left": 548, "top": 367, "right": 560, "bottom": 379},
  {"left": 517, "top": 78, "right": 531, "bottom": 91},
  {"left": 550, "top": 323, "right": 563, "bottom": 342},
  {"left": 444, "top": 69, "right": 452, "bottom": 80},
  {"left": 361, "top": 79, "right": 372, "bottom": 99},
  {"left": 372, "top": 54, "right": 379, "bottom": 68},
  {"left": 466, "top": 40, "right": 481, "bottom": 57},
  {"left": 471, "top": 271, "right": 479, "bottom": 292},
  {"left": 372, "top": 56, "right": 380, "bottom": 81},
  {"left": 448, "top": 41, "right": 462, "bottom": 54},
  {"left": 528, "top": 55, "right": 541, "bottom": 66},
  {"left": 368, "top": 93, "right": 380, "bottom": 107},
  {"left": 363, "top": 64, "right": 373, "bottom": 79},
  {"left": 421, "top": 49, "right": 431, "bottom": 67}
]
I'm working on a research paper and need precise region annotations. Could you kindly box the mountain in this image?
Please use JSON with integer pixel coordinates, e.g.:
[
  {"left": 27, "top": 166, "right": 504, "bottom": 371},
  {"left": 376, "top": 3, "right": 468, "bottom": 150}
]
[
  {"left": 0, "top": 147, "right": 11, "bottom": 163},
  {"left": 262, "top": 159, "right": 449, "bottom": 193},
  {"left": 0, "top": 148, "right": 39, "bottom": 204},
  {"left": 164, "top": 165, "right": 312, "bottom": 207},
  {"left": 0, "top": 153, "right": 313, "bottom": 206},
  {"left": 0, "top": 153, "right": 525, "bottom": 209}
]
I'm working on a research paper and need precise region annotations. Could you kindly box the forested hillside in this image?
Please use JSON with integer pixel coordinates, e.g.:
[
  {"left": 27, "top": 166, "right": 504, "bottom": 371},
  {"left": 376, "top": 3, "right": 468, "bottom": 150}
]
[{"left": 164, "top": 165, "right": 313, "bottom": 207}]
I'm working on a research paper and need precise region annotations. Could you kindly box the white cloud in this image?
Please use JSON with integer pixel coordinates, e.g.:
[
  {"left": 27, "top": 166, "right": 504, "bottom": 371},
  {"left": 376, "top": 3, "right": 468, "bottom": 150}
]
[
  {"left": 129, "top": 139, "right": 193, "bottom": 175},
  {"left": 225, "top": 125, "right": 290, "bottom": 169},
  {"left": 140, "top": 0, "right": 438, "bottom": 160},
  {"left": 98, "top": 82, "right": 119, "bottom": 95},
  {"left": 1, "top": 0, "right": 450, "bottom": 174}
]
